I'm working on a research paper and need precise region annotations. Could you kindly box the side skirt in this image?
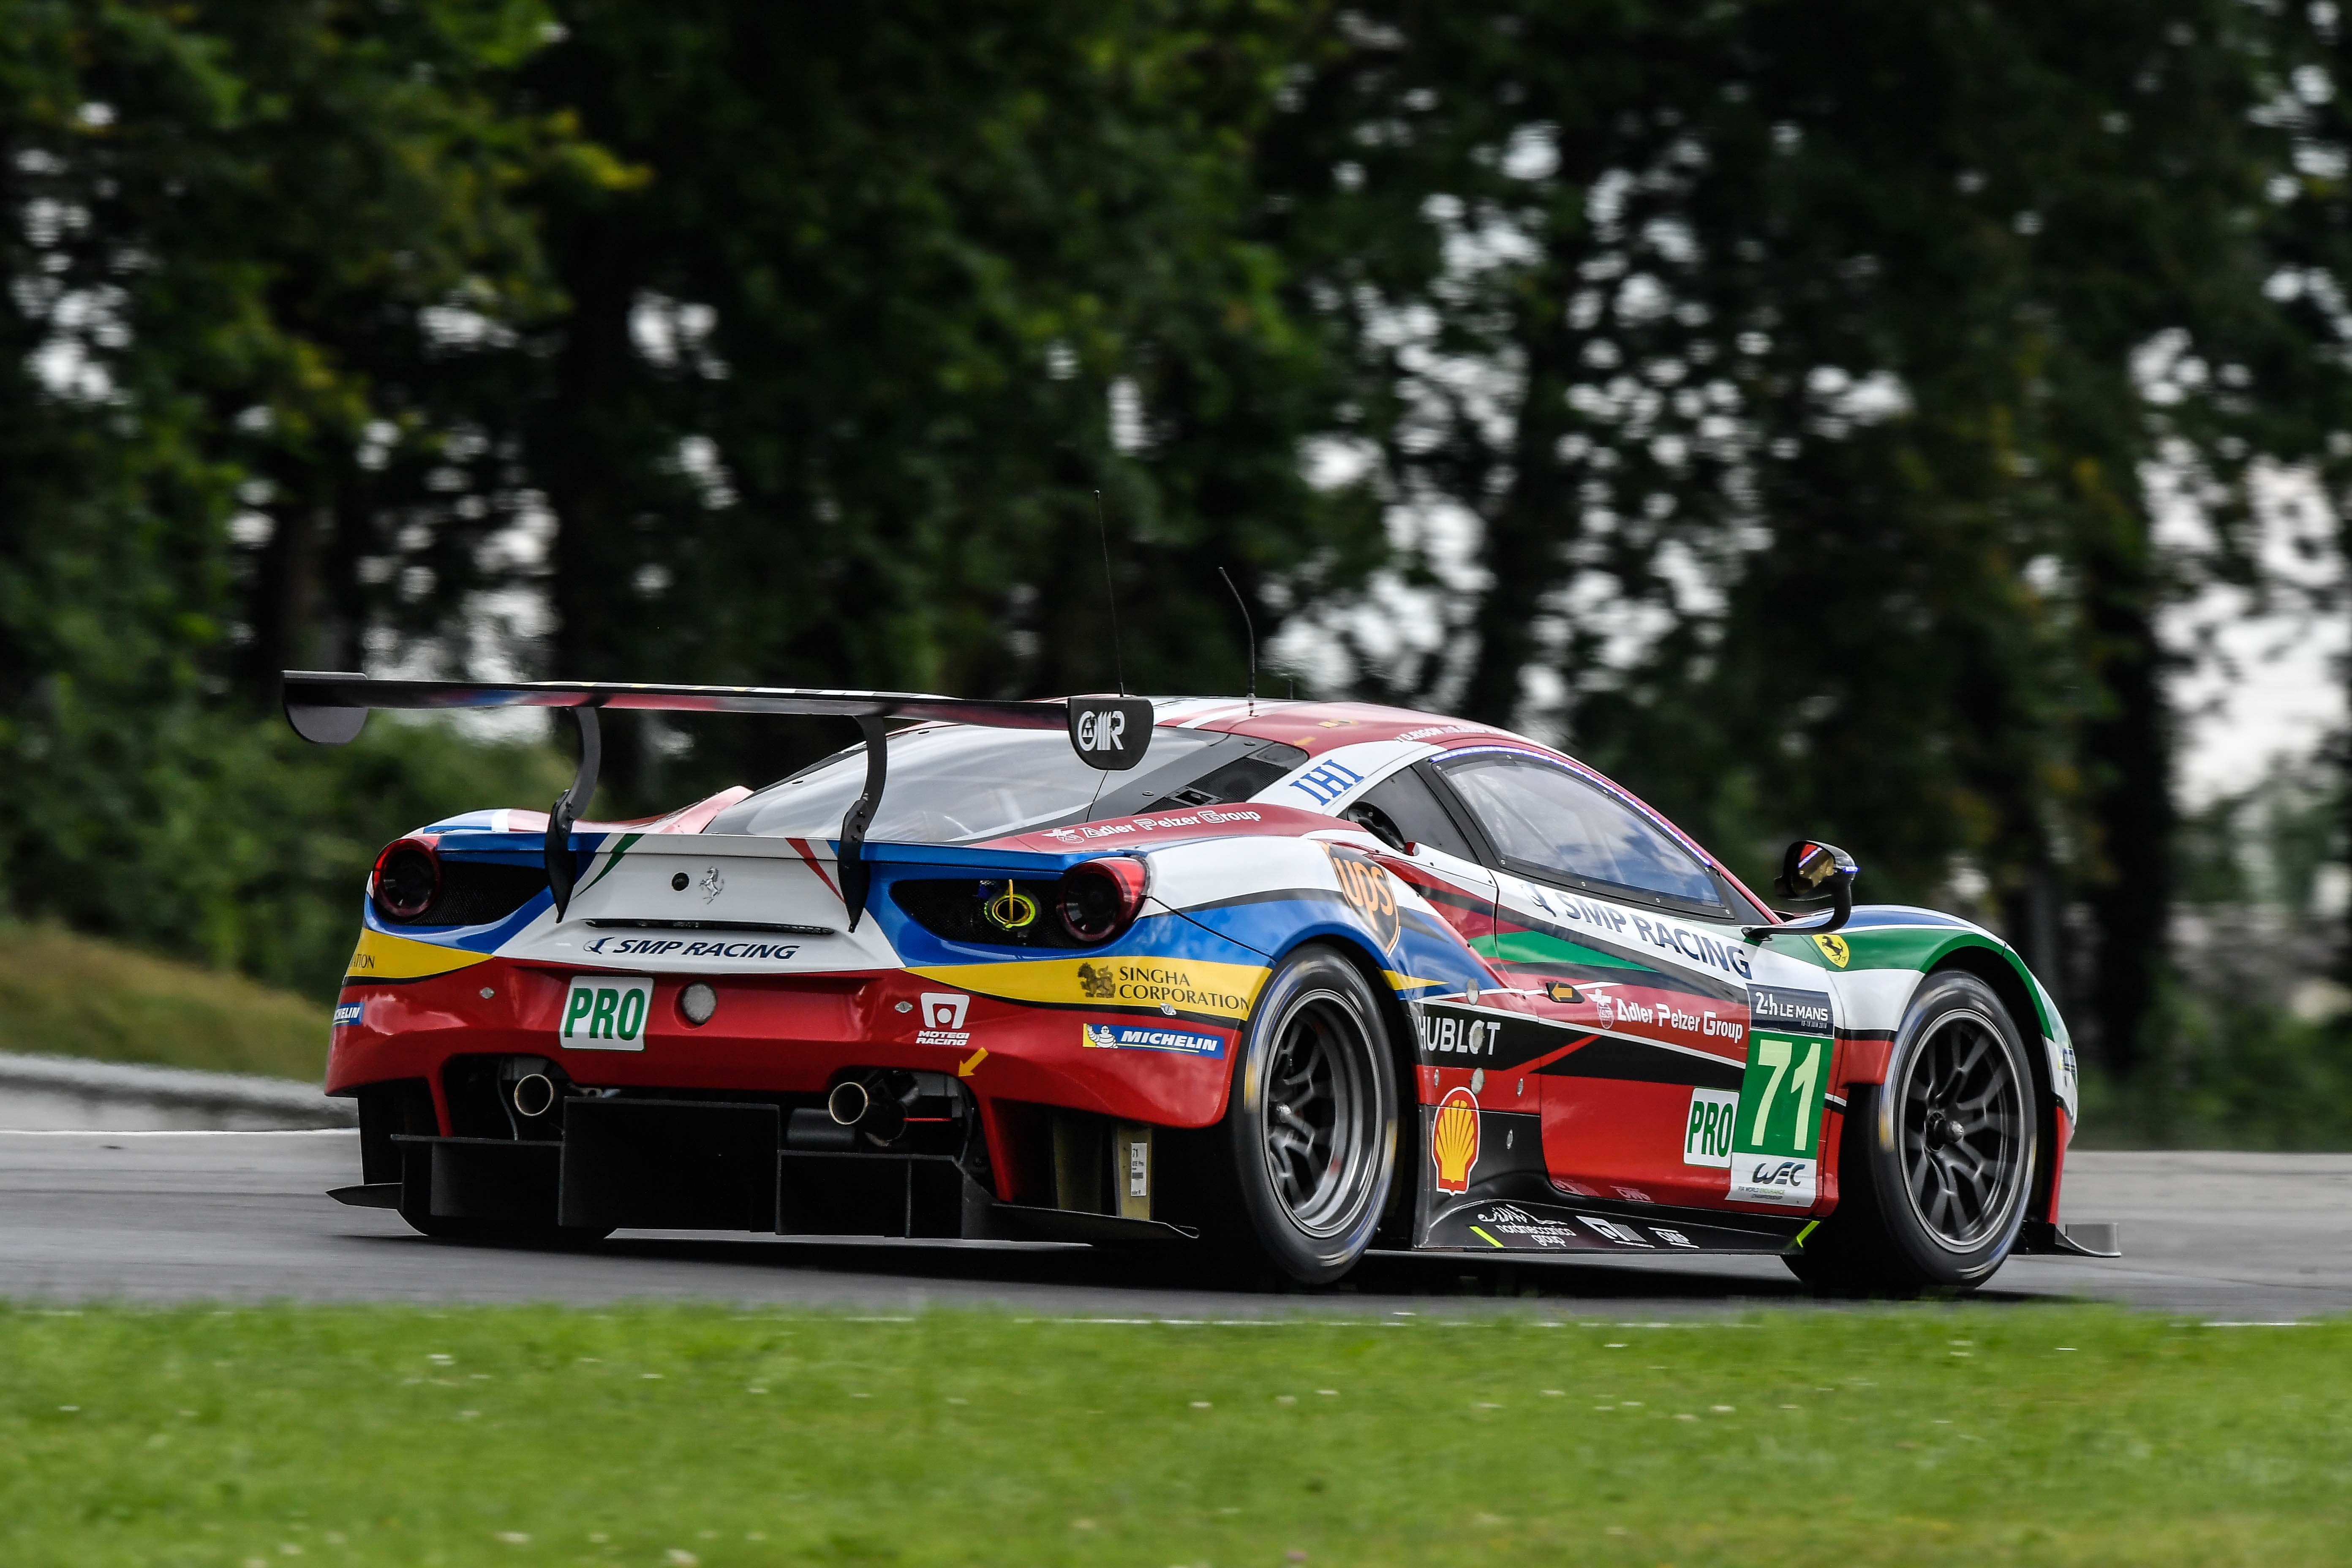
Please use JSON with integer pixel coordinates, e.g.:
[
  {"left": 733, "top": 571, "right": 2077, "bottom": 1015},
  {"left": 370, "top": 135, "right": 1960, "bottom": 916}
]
[{"left": 1409, "top": 1104, "right": 1811, "bottom": 1256}]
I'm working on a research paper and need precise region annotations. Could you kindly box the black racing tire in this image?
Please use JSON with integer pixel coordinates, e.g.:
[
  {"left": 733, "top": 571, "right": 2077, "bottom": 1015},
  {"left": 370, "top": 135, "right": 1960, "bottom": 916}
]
[
  {"left": 1212, "top": 944, "right": 1399, "bottom": 1287},
  {"left": 1785, "top": 970, "right": 2036, "bottom": 1296}
]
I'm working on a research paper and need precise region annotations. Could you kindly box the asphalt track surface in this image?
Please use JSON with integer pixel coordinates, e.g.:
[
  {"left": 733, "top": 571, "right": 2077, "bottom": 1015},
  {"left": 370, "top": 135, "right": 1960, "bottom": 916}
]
[{"left": 3, "top": 1132, "right": 2348, "bottom": 1318}]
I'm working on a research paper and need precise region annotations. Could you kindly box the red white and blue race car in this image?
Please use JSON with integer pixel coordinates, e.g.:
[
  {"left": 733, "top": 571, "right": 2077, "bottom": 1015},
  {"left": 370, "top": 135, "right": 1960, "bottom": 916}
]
[{"left": 289, "top": 672, "right": 2116, "bottom": 1292}]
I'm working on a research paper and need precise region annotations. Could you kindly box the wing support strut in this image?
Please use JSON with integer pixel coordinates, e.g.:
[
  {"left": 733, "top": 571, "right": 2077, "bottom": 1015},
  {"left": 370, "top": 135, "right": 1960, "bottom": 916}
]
[
  {"left": 544, "top": 707, "right": 602, "bottom": 920},
  {"left": 836, "top": 716, "right": 890, "bottom": 931}
]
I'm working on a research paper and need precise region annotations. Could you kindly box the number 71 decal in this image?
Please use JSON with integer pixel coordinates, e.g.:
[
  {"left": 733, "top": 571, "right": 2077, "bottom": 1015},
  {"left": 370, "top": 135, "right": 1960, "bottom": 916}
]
[{"left": 1728, "top": 985, "right": 1834, "bottom": 1207}]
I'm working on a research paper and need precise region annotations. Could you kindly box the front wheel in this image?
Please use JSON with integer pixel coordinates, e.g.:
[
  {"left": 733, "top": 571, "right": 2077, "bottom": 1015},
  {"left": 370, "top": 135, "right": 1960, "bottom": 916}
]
[
  {"left": 1214, "top": 945, "right": 1399, "bottom": 1286},
  {"left": 1787, "top": 970, "right": 2036, "bottom": 1296}
]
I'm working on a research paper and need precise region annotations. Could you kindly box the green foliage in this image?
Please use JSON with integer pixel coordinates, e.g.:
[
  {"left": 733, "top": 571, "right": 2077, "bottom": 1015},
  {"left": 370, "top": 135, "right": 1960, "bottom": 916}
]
[
  {"left": 2, "top": 1305, "right": 2349, "bottom": 1564},
  {"left": 0, "top": 920, "right": 329, "bottom": 1078},
  {"left": 5, "top": 0, "right": 2352, "bottom": 1137},
  {"left": 6, "top": 710, "right": 570, "bottom": 999},
  {"left": 2078, "top": 1000, "right": 2352, "bottom": 1150}
]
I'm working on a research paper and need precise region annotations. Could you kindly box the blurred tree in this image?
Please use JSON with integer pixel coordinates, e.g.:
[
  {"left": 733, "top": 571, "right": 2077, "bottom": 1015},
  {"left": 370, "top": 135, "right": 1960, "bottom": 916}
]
[
  {"left": 0, "top": 0, "right": 585, "bottom": 987},
  {"left": 510, "top": 0, "right": 1382, "bottom": 804},
  {"left": 1262, "top": 0, "right": 2333, "bottom": 1078}
]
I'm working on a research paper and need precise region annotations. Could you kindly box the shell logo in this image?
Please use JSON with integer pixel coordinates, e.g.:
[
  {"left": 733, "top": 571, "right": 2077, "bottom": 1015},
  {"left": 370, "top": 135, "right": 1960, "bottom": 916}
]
[{"left": 1432, "top": 1086, "right": 1481, "bottom": 1194}]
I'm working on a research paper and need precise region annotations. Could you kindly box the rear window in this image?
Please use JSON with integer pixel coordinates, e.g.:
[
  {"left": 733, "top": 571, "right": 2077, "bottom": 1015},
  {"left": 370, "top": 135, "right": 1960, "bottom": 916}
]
[{"left": 708, "top": 724, "right": 1236, "bottom": 844}]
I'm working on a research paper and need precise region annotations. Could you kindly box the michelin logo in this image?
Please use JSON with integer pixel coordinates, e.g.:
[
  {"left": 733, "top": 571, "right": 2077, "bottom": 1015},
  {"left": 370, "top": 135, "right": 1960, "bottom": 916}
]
[
  {"left": 1081, "top": 1023, "right": 1225, "bottom": 1059},
  {"left": 332, "top": 1002, "right": 365, "bottom": 1029}
]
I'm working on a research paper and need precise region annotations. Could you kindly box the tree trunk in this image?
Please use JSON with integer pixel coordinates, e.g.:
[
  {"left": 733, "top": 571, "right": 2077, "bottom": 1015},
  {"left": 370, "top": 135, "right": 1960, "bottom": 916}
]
[
  {"left": 1456, "top": 274, "right": 1577, "bottom": 730},
  {"left": 536, "top": 213, "right": 648, "bottom": 809},
  {"left": 2076, "top": 479, "right": 2170, "bottom": 1079}
]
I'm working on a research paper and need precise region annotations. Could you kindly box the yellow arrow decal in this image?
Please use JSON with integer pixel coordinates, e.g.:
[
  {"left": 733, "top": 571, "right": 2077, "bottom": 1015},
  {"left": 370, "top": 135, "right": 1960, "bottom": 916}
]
[{"left": 958, "top": 1047, "right": 988, "bottom": 1078}]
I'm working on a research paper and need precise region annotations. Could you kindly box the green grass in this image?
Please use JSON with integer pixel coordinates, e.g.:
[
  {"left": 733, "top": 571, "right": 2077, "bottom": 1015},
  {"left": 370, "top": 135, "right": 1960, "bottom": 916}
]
[
  {"left": 0, "top": 922, "right": 327, "bottom": 1081},
  {"left": 1, "top": 1305, "right": 2347, "bottom": 1565}
]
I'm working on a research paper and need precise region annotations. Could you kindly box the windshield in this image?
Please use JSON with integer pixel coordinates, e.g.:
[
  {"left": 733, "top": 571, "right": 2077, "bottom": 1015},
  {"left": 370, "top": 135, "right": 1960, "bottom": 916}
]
[{"left": 707, "top": 724, "right": 1230, "bottom": 843}]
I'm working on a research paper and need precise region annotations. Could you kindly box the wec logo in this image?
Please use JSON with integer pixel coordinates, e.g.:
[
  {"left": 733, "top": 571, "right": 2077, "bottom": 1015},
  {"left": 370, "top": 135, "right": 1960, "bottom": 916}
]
[{"left": 1744, "top": 1159, "right": 1805, "bottom": 1188}]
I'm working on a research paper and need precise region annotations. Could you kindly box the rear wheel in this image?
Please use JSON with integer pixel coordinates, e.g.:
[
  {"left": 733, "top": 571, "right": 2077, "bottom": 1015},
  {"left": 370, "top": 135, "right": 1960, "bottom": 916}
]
[
  {"left": 1214, "top": 945, "right": 1399, "bottom": 1286},
  {"left": 1786, "top": 970, "right": 2035, "bottom": 1296}
]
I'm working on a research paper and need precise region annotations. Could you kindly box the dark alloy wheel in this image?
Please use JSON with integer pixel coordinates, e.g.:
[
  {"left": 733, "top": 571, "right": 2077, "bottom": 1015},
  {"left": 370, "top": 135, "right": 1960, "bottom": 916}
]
[
  {"left": 1216, "top": 944, "right": 1399, "bottom": 1285},
  {"left": 1786, "top": 970, "right": 2036, "bottom": 1296},
  {"left": 1896, "top": 999, "right": 2029, "bottom": 1253}
]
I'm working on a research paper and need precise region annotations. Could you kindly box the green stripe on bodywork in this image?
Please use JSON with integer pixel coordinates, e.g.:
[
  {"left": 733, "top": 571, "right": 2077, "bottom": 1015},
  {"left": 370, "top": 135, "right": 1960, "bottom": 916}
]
[
  {"left": 1474, "top": 929, "right": 1654, "bottom": 972},
  {"left": 575, "top": 832, "right": 645, "bottom": 897},
  {"left": 1776, "top": 925, "right": 1951, "bottom": 974},
  {"left": 1788, "top": 923, "right": 2056, "bottom": 1037}
]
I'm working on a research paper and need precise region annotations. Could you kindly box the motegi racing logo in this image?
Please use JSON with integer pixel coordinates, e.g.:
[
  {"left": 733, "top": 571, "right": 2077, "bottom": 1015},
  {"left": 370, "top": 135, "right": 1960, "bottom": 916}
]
[{"left": 915, "top": 992, "right": 971, "bottom": 1046}]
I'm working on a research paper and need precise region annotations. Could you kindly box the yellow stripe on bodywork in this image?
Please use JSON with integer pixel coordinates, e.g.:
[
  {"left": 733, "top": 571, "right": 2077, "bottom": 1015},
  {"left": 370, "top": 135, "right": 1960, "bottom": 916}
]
[
  {"left": 345, "top": 927, "right": 495, "bottom": 983},
  {"left": 911, "top": 957, "right": 1269, "bottom": 1021}
]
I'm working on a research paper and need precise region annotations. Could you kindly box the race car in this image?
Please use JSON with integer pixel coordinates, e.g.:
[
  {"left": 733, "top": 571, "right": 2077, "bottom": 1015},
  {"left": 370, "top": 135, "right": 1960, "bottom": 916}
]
[{"left": 287, "top": 671, "right": 2117, "bottom": 1293}]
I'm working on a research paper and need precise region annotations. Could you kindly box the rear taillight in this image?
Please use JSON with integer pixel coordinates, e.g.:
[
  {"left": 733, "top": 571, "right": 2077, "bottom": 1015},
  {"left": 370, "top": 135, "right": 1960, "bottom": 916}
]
[
  {"left": 1057, "top": 857, "right": 1148, "bottom": 945},
  {"left": 370, "top": 837, "right": 441, "bottom": 923}
]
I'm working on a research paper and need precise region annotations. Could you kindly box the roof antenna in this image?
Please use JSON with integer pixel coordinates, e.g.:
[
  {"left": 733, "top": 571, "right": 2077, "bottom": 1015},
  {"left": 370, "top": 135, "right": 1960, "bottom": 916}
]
[
  {"left": 1217, "top": 566, "right": 1256, "bottom": 714},
  {"left": 1094, "top": 489, "right": 1127, "bottom": 697}
]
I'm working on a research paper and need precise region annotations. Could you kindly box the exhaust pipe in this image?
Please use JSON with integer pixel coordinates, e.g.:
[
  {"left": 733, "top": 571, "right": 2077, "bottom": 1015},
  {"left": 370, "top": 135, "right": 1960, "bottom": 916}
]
[
  {"left": 512, "top": 1073, "right": 557, "bottom": 1119},
  {"left": 826, "top": 1078, "right": 907, "bottom": 1143},
  {"left": 825, "top": 1080, "right": 869, "bottom": 1127}
]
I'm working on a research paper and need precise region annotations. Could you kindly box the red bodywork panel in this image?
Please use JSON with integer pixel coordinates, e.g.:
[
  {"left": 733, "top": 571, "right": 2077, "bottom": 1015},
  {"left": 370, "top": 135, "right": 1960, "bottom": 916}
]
[{"left": 328, "top": 959, "right": 1237, "bottom": 1203}]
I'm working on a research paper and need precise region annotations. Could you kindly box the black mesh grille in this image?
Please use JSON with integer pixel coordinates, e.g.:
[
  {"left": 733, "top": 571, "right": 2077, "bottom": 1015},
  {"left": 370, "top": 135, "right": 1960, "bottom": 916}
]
[
  {"left": 890, "top": 877, "right": 1085, "bottom": 948},
  {"left": 1138, "top": 747, "right": 1302, "bottom": 813},
  {"left": 407, "top": 860, "right": 549, "bottom": 927}
]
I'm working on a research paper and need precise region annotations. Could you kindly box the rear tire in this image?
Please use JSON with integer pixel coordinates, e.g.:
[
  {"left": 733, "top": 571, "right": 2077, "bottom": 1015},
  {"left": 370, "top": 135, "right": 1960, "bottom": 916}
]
[
  {"left": 1785, "top": 970, "right": 2035, "bottom": 1296},
  {"left": 1213, "top": 945, "right": 1399, "bottom": 1286}
]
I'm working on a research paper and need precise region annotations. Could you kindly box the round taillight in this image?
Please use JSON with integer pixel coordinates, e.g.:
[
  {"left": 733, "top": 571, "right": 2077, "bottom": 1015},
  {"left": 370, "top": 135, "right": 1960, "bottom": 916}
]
[
  {"left": 1057, "top": 857, "right": 1148, "bottom": 945},
  {"left": 370, "top": 838, "right": 441, "bottom": 923},
  {"left": 678, "top": 981, "right": 718, "bottom": 1026}
]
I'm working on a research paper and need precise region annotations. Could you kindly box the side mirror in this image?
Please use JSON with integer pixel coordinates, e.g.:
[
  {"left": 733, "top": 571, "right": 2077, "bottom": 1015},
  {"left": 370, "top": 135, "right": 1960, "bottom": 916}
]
[{"left": 1742, "top": 839, "right": 1859, "bottom": 942}]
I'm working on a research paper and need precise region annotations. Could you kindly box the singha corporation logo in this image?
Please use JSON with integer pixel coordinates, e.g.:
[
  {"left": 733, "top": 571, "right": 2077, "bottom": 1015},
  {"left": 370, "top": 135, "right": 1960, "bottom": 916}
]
[{"left": 1075, "top": 961, "right": 1117, "bottom": 999}]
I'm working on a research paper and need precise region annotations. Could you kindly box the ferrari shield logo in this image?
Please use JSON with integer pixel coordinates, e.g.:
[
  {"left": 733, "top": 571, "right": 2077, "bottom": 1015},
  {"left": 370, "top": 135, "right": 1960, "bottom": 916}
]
[
  {"left": 1324, "top": 844, "right": 1402, "bottom": 952},
  {"left": 1811, "top": 933, "right": 1850, "bottom": 968}
]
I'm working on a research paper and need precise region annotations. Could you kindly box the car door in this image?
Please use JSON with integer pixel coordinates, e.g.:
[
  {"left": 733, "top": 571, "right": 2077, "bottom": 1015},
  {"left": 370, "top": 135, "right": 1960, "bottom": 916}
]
[
  {"left": 1334, "top": 762, "right": 1497, "bottom": 949},
  {"left": 1425, "top": 749, "right": 1754, "bottom": 1212}
]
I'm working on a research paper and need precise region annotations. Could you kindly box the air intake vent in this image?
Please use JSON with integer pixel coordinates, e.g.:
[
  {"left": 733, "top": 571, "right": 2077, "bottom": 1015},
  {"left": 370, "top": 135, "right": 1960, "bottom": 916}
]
[
  {"left": 410, "top": 860, "right": 548, "bottom": 927},
  {"left": 891, "top": 879, "right": 1088, "bottom": 948}
]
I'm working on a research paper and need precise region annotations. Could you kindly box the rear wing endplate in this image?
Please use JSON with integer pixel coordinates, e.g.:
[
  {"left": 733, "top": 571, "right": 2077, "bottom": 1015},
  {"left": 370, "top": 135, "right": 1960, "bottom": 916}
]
[{"left": 281, "top": 672, "right": 1153, "bottom": 929}]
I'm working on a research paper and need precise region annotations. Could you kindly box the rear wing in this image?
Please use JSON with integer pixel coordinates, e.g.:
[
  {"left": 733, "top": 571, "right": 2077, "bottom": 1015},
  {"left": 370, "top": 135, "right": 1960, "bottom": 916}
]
[{"left": 281, "top": 672, "right": 1154, "bottom": 928}]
